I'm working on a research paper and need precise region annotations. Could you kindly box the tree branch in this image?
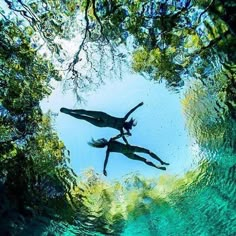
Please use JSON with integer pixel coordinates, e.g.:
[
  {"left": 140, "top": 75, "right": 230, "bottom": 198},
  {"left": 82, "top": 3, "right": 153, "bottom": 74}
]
[{"left": 68, "top": 0, "right": 91, "bottom": 74}]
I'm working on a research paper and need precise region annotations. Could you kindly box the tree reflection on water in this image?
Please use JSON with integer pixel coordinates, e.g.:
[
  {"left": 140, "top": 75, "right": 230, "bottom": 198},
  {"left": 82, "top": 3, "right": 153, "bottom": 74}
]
[{"left": 0, "top": 0, "right": 235, "bottom": 235}]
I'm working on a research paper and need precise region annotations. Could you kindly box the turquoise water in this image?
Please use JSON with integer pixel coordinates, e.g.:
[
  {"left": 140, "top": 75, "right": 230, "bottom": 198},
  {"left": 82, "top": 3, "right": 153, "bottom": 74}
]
[
  {"left": 122, "top": 152, "right": 236, "bottom": 235},
  {"left": 0, "top": 0, "right": 236, "bottom": 235}
]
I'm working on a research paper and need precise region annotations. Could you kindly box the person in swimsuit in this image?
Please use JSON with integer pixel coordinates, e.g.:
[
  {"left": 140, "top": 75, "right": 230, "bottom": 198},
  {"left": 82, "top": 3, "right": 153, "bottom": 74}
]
[
  {"left": 89, "top": 134, "right": 169, "bottom": 176},
  {"left": 60, "top": 102, "right": 143, "bottom": 144}
]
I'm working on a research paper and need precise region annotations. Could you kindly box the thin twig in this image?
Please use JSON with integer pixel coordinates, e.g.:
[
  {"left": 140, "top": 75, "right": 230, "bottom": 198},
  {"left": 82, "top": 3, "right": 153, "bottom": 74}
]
[{"left": 198, "top": 0, "right": 215, "bottom": 23}]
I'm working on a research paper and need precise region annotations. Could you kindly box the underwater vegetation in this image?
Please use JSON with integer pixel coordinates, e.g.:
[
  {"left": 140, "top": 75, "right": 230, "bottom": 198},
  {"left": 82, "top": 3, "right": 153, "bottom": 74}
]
[{"left": 0, "top": 0, "right": 235, "bottom": 235}]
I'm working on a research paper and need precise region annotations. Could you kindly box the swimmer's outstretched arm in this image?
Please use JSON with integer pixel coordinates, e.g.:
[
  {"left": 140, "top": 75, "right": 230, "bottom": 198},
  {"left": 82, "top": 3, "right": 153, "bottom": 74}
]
[
  {"left": 123, "top": 102, "right": 144, "bottom": 120},
  {"left": 120, "top": 129, "right": 129, "bottom": 144},
  {"left": 111, "top": 132, "right": 130, "bottom": 144},
  {"left": 103, "top": 149, "right": 110, "bottom": 176}
]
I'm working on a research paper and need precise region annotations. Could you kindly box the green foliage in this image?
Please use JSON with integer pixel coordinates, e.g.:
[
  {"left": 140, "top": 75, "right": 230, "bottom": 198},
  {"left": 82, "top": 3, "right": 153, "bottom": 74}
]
[
  {"left": 0, "top": 19, "right": 61, "bottom": 112},
  {"left": 182, "top": 66, "right": 236, "bottom": 151},
  {"left": 71, "top": 169, "right": 126, "bottom": 235},
  {"left": 132, "top": 46, "right": 182, "bottom": 86},
  {"left": 0, "top": 17, "right": 77, "bottom": 234},
  {"left": 74, "top": 0, "right": 234, "bottom": 91},
  {"left": 0, "top": 1, "right": 235, "bottom": 235},
  {"left": 2, "top": 0, "right": 79, "bottom": 43},
  {"left": 3, "top": 0, "right": 234, "bottom": 91}
]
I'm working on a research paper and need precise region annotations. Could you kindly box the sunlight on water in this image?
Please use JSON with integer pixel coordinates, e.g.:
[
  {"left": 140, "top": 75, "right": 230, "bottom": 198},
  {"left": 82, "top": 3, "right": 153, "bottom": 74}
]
[{"left": 0, "top": 0, "right": 235, "bottom": 235}]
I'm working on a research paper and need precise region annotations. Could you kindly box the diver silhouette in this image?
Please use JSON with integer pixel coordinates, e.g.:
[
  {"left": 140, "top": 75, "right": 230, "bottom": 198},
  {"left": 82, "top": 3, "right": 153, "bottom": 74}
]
[
  {"left": 89, "top": 134, "right": 169, "bottom": 176},
  {"left": 60, "top": 102, "right": 143, "bottom": 144}
]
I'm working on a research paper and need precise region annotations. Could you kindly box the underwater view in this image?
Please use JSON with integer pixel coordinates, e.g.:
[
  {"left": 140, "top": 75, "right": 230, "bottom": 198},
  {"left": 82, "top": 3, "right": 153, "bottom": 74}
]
[{"left": 0, "top": 0, "right": 235, "bottom": 235}]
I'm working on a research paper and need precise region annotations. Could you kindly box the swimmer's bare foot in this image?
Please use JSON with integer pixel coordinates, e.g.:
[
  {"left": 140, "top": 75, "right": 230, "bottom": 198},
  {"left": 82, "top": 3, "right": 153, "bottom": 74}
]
[
  {"left": 158, "top": 166, "right": 166, "bottom": 171},
  {"left": 161, "top": 161, "right": 169, "bottom": 166}
]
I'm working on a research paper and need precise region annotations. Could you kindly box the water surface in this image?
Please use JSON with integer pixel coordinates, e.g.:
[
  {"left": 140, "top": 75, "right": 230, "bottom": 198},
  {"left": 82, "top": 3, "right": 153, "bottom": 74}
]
[{"left": 0, "top": 1, "right": 235, "bottom": 235}]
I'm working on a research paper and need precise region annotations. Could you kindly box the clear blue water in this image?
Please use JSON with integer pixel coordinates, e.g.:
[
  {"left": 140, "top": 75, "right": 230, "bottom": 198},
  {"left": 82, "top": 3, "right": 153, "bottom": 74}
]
[{"left": 0, "top": 1, "right": 235, "bottom": 235}]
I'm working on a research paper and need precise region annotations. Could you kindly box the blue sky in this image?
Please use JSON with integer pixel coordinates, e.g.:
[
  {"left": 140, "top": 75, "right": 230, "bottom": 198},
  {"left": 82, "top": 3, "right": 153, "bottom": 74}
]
[{"left": 41, "top": 72, "right": 196, "bottom": 181}]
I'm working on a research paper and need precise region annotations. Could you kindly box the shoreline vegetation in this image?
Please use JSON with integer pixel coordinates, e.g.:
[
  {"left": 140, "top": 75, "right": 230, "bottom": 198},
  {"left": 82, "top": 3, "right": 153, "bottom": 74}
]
[{"left": 0, "top": 1, "right": 235, "bottom": 235}]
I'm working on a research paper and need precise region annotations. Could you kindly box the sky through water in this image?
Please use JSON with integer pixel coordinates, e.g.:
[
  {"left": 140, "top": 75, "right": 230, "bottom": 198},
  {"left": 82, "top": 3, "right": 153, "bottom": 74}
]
[{"left": 41, "top": 72, "right": 197, "bottom": 180}]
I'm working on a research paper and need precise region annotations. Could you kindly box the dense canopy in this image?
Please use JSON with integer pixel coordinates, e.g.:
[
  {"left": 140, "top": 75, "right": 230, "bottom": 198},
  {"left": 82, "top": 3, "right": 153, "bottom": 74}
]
[{"left": 0, "top": 0, "right": 235, "bottom": 235}]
